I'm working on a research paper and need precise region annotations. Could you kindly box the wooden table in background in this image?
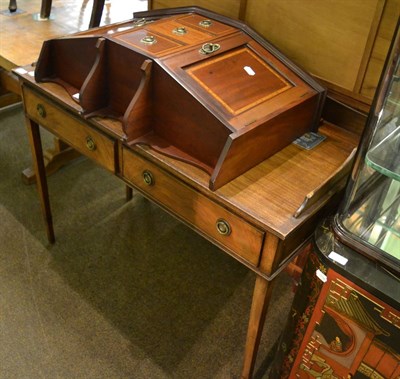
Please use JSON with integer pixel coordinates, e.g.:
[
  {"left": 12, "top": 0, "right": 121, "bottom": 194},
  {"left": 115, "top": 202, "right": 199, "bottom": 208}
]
[{"left": 0, "top": 0, "right": 146, "bottom": 181}]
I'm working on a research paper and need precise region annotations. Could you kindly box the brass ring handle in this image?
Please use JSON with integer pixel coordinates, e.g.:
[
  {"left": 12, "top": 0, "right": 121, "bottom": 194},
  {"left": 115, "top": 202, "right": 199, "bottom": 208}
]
[
  {"left": 37, "top": 103, "right": 46, "bottom": 118},
  {"left": 86, "top": 136, "right": 96, "bottom": 151},
  {"left": 132, "top": 18, "right": 146, "bottom": 28},
  {"left": 216, "top": 219, "right": 231, "bottom": 236},
  {"left": 199, "top": 43, "right": 220, "bottom": 55},
  {"left": 199, "top": 19, "right": 212, "bottom": 28},
  {"left": 173, "top": 26, "right": 187, "bottom": 35},
  {"left": 140, "top": 35, "right": 157, "bottom": 45},
  {"left": 143, "top": 170, "right": 154, "bottom": 186}
]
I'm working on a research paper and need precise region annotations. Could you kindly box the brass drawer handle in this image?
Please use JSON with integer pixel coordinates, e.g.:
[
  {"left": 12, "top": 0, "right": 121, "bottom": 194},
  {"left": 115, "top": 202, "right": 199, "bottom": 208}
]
[
  {"left": 86, "top": 136, "right": 96, "bottom": 151},
  {"left": 37, "top": 103, "right": 46, "bottom": 118},
  {"left": 199, "top": 19, "right": 212, "bottom": 28},
  {"left": 140, "top": 35, "right": 157, "bottom": 45},
  {"left": 216, "top": 219, "right": 231, "bottom": 236},
  {"left": 143, "top": 170, "right": 154, "bottom": 186},
  {"left": 132, "top": 18, "right": 146, "bottom": 27},
  {"left": 199, "top": 43, "right": 220, "bottom": 55},
  {"left": 173, "top": 26, "right": 187, "bottom": 35}
]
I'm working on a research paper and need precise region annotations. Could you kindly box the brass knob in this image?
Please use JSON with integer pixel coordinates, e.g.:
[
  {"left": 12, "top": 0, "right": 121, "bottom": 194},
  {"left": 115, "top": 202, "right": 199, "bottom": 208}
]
[
  {"left": 37, "top": 103, "right": 46, "bottom": 118},
  {"left": 86, "top": 136, "right": 96, "bottom": 151},
  {"left": 143, "top": 170, "right": 154, "bottom": 186},
  {"left": 216, "top": 219, "right": 231, "bottom": 236}
]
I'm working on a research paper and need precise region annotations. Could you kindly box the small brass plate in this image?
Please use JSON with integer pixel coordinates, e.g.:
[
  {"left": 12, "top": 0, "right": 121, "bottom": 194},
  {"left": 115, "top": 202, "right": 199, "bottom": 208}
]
[{"left": 293, "top": 132, "right": 326, "bottom": 150}]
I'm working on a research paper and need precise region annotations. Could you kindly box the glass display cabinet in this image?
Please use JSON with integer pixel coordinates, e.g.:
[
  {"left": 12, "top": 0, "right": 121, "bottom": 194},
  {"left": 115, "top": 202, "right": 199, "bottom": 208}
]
[
  {"left": 335, "top": 23, "right": 400, "bottom": 273},
  {"left": 269, "top": 20, "right": 400, "bottom": 379}
]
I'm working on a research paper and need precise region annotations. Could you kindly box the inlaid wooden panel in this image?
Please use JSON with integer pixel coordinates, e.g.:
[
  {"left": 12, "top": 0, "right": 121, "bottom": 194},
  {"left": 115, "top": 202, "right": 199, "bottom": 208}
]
[
  {"left": 179, "top": 14, "right": 236, "bottom": 35},
  {"left": 186, "top": 47, "right": 292, "bottom": 115},
  {"left": 114, "top": 28, "right": 184, "bottom": 57},
  {"left": 146, "top": 19, "right": 213, "bottom": 44}
]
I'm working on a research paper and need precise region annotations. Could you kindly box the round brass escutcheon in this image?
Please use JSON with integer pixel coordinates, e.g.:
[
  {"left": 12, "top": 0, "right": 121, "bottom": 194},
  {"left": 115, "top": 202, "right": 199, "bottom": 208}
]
[
  {"left": 142, "top": 170, "right": 154, "bottom": 186},
  {"left": 216, "top": 218, "right": 231, "bottom": 236},
  {"left": 37, "top": 103, "right": 46, "bottom": 118},
  {"left": 86, "top": 136, "right": 96, "bottom": 151}
]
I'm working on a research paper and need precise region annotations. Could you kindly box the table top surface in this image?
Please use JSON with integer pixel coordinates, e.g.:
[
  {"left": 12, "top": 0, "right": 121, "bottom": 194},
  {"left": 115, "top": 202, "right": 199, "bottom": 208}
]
[
  {"left": 138, "top": 124, "right": 358, "bottom": 238},
  {"left": 0, "top": 0, "right": 146, "bottom": 70}
]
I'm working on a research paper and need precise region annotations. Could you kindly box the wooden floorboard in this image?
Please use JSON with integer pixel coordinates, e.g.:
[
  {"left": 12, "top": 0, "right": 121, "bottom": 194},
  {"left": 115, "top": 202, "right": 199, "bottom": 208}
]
[{"left": 0, "top": 0, "right": 148, "bottom": 70}]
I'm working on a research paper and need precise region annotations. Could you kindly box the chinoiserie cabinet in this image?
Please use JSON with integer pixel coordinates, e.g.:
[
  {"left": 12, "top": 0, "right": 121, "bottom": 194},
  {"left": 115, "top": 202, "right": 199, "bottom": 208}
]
[{"left": 271, "top": 18, "right": 400, "bottom": 379}]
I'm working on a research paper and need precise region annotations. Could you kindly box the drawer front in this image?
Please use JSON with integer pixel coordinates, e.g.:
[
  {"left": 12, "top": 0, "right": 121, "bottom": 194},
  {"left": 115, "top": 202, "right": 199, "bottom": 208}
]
[
  {"left": 122, "top": 148, "right": 264, "bottom": 266},
  {"left": 23, "top": 87, "right": 116, "bottom": 173}
]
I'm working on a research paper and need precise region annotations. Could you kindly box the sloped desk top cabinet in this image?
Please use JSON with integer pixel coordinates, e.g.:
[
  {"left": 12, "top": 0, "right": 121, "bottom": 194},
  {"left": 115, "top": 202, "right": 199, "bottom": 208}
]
[{"left": 15, "top": 7, "right": 360, "bottom": 379}]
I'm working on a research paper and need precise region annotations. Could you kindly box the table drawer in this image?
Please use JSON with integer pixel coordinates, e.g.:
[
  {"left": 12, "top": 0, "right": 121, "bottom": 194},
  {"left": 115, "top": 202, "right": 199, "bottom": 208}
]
[
  {"left": 22, "top": 87, "right": 116, "bottom": 173},
  {"left": 122, "top": 148, "right": 264, "bottom": 266}
]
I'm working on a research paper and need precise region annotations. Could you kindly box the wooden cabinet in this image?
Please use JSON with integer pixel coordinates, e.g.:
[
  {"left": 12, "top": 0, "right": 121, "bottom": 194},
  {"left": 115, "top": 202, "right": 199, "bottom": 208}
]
[
  {"left": 271, "top": 21, "right": 400, "bottom": 378},
  {"left": 270, "top": 228, "right": 400, "bottom": 378}
]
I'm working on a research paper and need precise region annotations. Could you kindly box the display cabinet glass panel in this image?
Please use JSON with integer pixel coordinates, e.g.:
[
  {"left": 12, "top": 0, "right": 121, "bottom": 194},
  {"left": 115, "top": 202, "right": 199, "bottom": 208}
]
[{"left": 337, "top": 21, "right": 400, "bottom": 273}]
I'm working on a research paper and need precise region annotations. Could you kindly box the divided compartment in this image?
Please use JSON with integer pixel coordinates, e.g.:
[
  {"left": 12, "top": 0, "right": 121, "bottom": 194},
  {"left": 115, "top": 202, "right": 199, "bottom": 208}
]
[
  {"left": 129, "top": 62, "right": 232, "bottom": 176},
  {"left": 79, "top": 38, "right": 152, "bottom": 140},
  {"left": 35, "top": 36, "right": 153, "bottom": 141},
  {"left": 35, "top": 36, "right": 100, "bottom": 99}
]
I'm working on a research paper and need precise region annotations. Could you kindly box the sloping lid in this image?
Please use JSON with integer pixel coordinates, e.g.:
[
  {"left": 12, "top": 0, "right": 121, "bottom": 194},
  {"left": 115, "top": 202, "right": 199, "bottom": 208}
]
[{"left": 185, "top": 46, "right": 292, "bottom": 115}]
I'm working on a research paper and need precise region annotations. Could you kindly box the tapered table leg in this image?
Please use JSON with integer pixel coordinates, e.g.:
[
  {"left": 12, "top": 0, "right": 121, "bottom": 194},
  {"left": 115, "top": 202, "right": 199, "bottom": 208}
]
[
  {"left": 25, "top": 118, "right": 55, "bottom": 244},
  {"left": 126, "top": 185, "right": 133, "bottom": 201},
  {"left": 241, "top": 275, "right": 275, "bottom": 379},
  {"left": 8, "top": 0, "right": 17, "bottom": 12},
  {"left": 40, "top": 0, "right": 52, "bottom": 19},
  {"left": 21, "top": 139, "right": 80, "bottom": 184},
  {"left": 89, "top": 0, "right": 105, "bottom": 28}
]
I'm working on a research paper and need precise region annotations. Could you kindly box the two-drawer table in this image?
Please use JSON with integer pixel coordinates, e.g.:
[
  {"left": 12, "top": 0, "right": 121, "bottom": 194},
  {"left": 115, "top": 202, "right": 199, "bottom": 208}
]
[
  {"left": 16, "top": 64, "right": 359, "bottom": 378},
  {"left": 14, "top": 10, "right": 360, "bottom": 377}
]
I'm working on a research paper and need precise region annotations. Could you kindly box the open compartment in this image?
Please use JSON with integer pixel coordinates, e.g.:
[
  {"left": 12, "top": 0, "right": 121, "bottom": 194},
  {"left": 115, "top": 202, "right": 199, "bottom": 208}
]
[
  {"left": 79, "top": 39, "right": 150, "bottom": 135},
  {"left": 128, "top": 63, "right": 231, "bottom": 175},
  {"left": 34, "top": 36, "right": 100, "bottom": 99}
]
